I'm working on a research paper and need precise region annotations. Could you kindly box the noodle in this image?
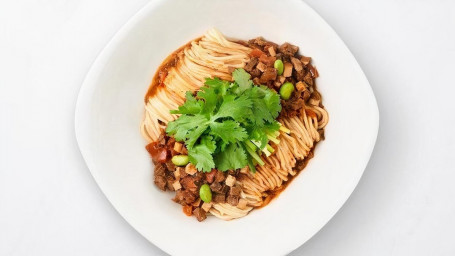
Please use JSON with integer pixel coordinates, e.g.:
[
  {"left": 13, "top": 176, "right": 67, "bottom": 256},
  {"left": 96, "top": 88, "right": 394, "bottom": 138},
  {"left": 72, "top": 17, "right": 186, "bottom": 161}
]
[
  {"left": 141, "top": 29, "right": 250, "bottom": 143},
  {"left": 141, "top": 28, "right": 329, "bottom": 220}
]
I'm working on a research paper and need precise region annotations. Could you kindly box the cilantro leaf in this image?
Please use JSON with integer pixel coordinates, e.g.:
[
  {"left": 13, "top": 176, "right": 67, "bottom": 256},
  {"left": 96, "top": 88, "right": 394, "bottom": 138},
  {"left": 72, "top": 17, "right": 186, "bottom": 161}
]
[
  {"left": 247, "top": 126, "right": 269, "bottom": 149},
  {"left": 214, "top": 94, "right": 252, "bottom": 121},
  {"left": 186, "top": 123, "right": 209, "bottom": 149},
  {"left": 214, "top": 142, "right": 247, "bottom": 171},
  {"left": 200, "top": 135, "right": 216, "bottom": 152},
  {"left": 232, "top": 68, "right": 253, "bottom": 93},
  {"left": 246, "top": 86, "right": 281, "bottom": 126},
  {"left": 197, "top": 86, "right": 218, "bottom": 115},
  {"left": 170, "top": 92, "right": 203, "bottom": 114},
  {"left": 205, "top": 77, "right": 229, "bottom": 95},
  {"left": 188, "top": 144, "right": 215, "bottom": 172},
  {"left": 166, "top": 114, "right": 208, "bottom": 141},
  {"left": 166, "top": 68, "right": 282, "bottom": 173},
  {"left": 210, "top": 120, "right": 248, "bottom": 143},
  {"left": 262, "top": 86, "right": 281, "bottom": 119},
  {"left": 247, "top": 121, "right": 280, "bottom": 148}
]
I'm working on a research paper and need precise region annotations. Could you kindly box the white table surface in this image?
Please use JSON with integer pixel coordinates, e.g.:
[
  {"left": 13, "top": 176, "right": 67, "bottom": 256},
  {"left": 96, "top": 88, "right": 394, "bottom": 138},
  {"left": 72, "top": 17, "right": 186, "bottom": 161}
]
[{"left": 1, "top": 0, "right": 454, "bottom": 255}]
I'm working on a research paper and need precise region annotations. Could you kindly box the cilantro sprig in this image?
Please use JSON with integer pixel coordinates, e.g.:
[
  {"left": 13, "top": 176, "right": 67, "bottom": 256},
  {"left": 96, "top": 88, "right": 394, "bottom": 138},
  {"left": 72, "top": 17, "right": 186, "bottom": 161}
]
[{"left": 166, "top": 68, "right": 282, "bottom": 173}]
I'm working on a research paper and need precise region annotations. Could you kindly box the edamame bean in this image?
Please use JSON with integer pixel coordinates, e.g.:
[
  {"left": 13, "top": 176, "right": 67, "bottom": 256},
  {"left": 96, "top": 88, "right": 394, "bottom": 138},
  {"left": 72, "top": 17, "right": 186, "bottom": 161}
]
[
  {"left": 199, "top": 184, "right": 212, "bottom": 203},
  {"left": 171, "top": 155, "right": 189, "bottom": 166},
  {"left": 274, "top": 59, "right": 284, "bottom": 75},
  {"left": 279, "top": 82, "right": 295, "bottom": 100}
]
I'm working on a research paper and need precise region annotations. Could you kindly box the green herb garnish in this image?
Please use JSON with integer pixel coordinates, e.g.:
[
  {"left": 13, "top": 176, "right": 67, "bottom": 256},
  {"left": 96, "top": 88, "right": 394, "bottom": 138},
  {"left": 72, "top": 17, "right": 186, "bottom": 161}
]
[{"left": 166, "top": 68, "right": 282, "bottom": 173}]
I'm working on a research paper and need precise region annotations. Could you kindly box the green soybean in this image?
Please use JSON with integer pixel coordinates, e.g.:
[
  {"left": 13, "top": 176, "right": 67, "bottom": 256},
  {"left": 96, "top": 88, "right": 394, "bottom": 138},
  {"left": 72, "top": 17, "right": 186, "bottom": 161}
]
[
  {"left": 274, "top": 59, "right": 284, "bottom": 75},
  {"left": 171, "top": 155, "right": 189, "bottom": 166},
  {"left": 280, "top": 82, "right": 295, "bottom": 100},
  {"left": 199, "top": 184, "right": 212, "bottom": 203}
]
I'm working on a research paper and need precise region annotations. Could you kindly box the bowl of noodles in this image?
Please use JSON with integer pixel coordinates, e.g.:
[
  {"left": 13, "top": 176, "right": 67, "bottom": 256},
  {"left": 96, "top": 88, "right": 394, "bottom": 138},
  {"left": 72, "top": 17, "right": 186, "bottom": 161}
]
[{"left": 75, "top": 0, "right": 379, "bottom": 255}]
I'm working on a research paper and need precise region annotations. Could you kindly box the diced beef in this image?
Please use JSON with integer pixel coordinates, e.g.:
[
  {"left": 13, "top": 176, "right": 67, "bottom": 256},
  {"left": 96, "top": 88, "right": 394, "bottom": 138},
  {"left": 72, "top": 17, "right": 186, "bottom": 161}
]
[
  {"left": 193, "top": 207, "right": 207, "bottom": 222},
  {"left": 278, "top": 42, "right": 299, "bottom": 56},
  {"left": 228, "top": 170, "right": 240, "bottom": 176},
  {"left": 308, "top": 64, "right": 319, "bottom": 78},
  {"left": 154, "top": 163, "right": 166, "bottom": 176},
  {"left": 229, "top": 185, "right": 241, "bottom": 196},
  {"left": 205, "top": 169, "right": 217, "bottom": 183},
  {"left": 293, "top": 69, "right": 306, "bottom": 81},
  {"left": 290, "top": 57, "right": 303, "bottom": 71},
  {"left": 165, "top": 160, "right": 176, "bottom": 172},
  {"left": 173, "top": 190, "right": 185, "bottom": 204},
  {"left": 221, "top": 184, "right": 230, "bottom": 194},
  {"left": 275, "top": 53, "right": 283, "bottom": 60},
  {"left": 244, "top": 58, "right": 258, "bottom": 72},
  {"left": 250, "top": 68, "right": 261, "bottom": 78},
  {"left": 214, "top": 171, "right": 226, "bottom": 183},
  {"left": 227, "top": 195, "right": 239, "bottom": 206},
  {"left": 154, "top": 175, "right": 167, "bottom": 191},
  {"left": 259, "top": 68, "right": 277, "bottom": 84},
  {"left": 166, "top": 136, "right": 175, "bottom": 147},
  {"left": 184, "top": 191, "right": 197, "bottom": 205},
  {"left": 303, "top": 72, "right": 314, "bottom": 86},
  {"left": 284, "top": 97, "right": 305, "bottom": 111},
  {"left": 166, "top": 175, "right": 176, "bottom": 191},
  {"left": 210, "top": 182, "right": 223, "bottom": 193},
  {"left": 179, "top": 167, "right": 188, "bottom": 178},
  {"left": 192, "top": 198, "right": 202, "bottom": 207},
  {"left": 173, "top": 189, "right": 197, "bottom": 205},
  {"left": 256, "top": 62, "right": 266, "bottom": 72},
  {"left": 250, "top": 48, "right": 265, "bottom": 58},
  {"left": 259, "top": 54, "right": 276, "bottom": 67},
  {"left": 253, "top": 37, "right": 267, "bottom": 46},
  {"left": 213, "top": 193, "right": 226, "bottom": 203},
  {"left": 265, "top": 42, "right": 279, "bottom": 51},
  {"left": 309, "top": 91, "right": 321, "bottom": 106},
  {"left": 267, "top": 45, "right": 276, "bottom": 56},
  {"left": 303, "top": 90, "right": 311, "bottom": 102},
  {"left": 193, "top": 172, "right": 205, "bottom": 186},
  {"left": 295, "top": 81, "right": 306, "bottom": 92},
  {"left": 180, "top": 176, "right": 197, "bottom": 191},
  {"left": 300, "top": 55, "right": 311, "bottom": 65},
  {"left": 182, "top": 205, "right": 193, "bottom": 216}
]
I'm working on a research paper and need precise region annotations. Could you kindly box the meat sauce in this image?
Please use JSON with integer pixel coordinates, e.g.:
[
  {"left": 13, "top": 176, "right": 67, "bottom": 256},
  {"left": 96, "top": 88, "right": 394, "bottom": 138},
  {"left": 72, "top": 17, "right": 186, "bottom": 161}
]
[
  {"left": 145, "top": 36, "right": 324, "bottom": 220},
  {"left": 144, "top": 38, "right": 201, "bottom": 102},
  {"left": 241, "top": 37, "right": 324, "bottom": 208}
]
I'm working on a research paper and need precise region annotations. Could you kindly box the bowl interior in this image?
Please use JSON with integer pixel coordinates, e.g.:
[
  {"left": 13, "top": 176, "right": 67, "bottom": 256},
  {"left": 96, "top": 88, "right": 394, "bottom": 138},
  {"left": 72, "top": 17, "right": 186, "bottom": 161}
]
[{"left": 75, "top": 0, "right": 379, "bottom": 255}]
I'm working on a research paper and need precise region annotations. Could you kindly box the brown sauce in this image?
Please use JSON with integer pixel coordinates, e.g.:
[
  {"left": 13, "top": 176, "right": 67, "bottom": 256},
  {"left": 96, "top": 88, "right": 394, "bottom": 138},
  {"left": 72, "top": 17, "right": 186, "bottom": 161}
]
[
  {"left": 144, "top": 37, "right": 202, "bottom": 102},
  {"left": 256, "top": 143, "right": 317, "bottom": 209}
]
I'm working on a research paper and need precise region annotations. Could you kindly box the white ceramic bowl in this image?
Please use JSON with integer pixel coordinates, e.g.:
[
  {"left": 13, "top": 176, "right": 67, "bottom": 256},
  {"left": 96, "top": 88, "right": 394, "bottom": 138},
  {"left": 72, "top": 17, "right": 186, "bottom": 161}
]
[{"left": 75, "top": 0, "right": 379, "bottom": 255}]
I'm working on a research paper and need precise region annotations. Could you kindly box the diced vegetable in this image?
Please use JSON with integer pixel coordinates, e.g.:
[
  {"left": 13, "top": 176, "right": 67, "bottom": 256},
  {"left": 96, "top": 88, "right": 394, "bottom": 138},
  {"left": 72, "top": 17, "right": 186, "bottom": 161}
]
[
  {"left": 280, "top": 82, "right": 295, "bottom": 100},
  {"left": 172, "top": 155, "right": 189, "bottom": 166},
  {"left": 173, "top": 142, "right": 183, "bottom": 153},
  {"left": 225, "top": 175, "right": 236, "bottom": 187},
  {"left": 199, "top": 184, "right": 212, "bottom": 203},
  {"left": 274, "top": 59, "right": 284, "bottom": 75},
  {"left": 201, "top": 202, "right": 212, "bottom": 212},
  {"left": 185, "top": 163, "right": 197, "bottom": 175},
  {"left": 172, "top": 180, "right": 182, "bottom": 190}
]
